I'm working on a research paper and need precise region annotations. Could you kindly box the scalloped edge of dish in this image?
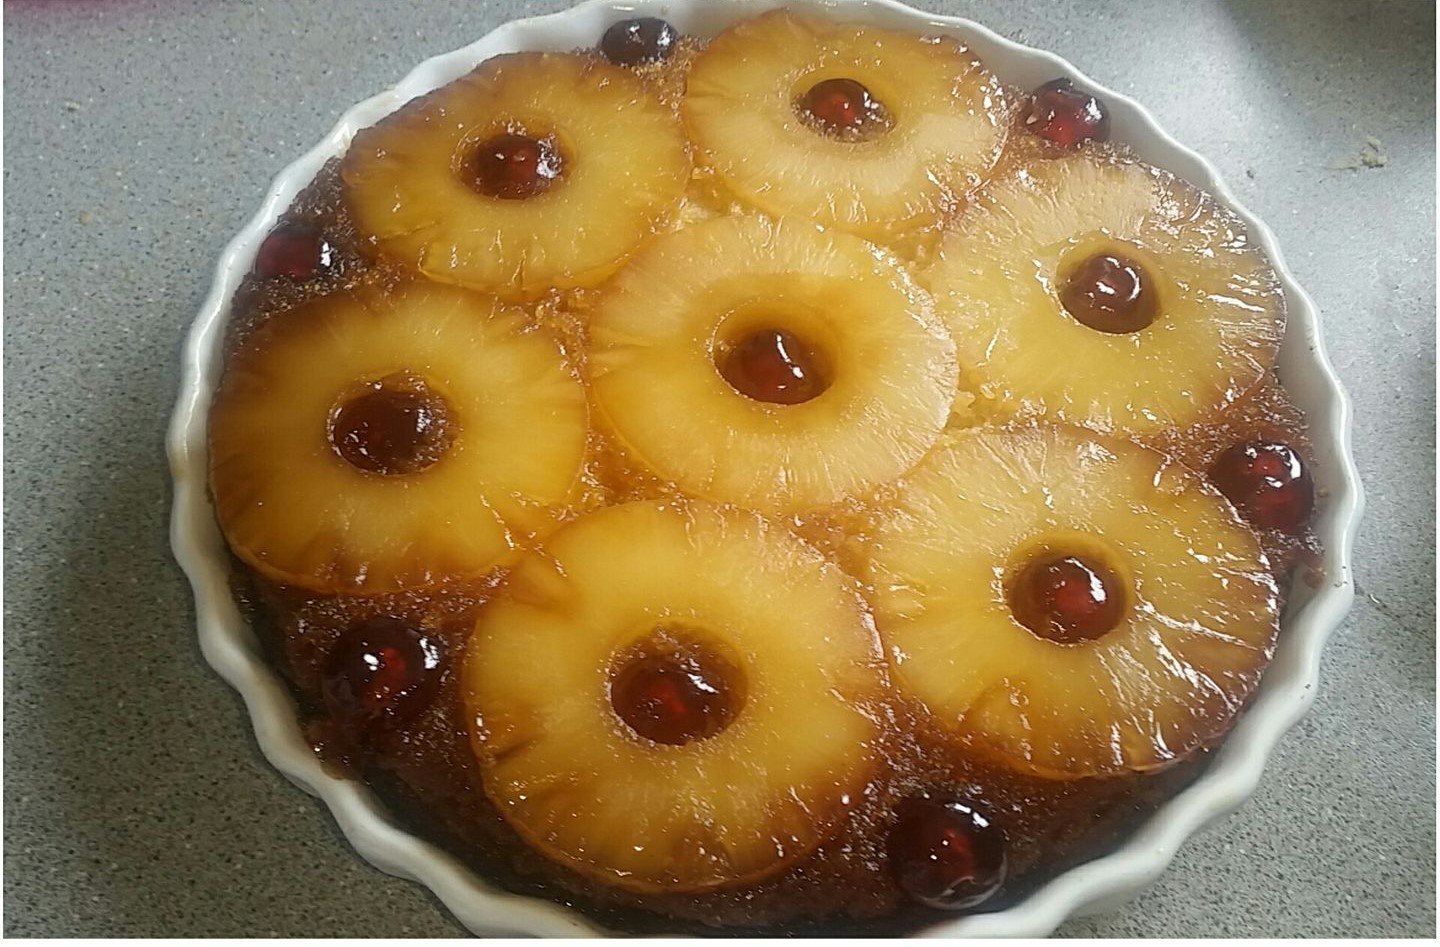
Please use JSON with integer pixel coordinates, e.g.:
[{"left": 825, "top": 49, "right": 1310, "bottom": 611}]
[{"left": 166, "top": 0, "right": 1364, "bottom": 936}]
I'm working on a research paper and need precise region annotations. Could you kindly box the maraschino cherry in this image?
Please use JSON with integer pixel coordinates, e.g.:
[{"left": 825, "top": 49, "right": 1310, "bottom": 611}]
[
  {"left": 322, "top": 616, "right": 444, "bottom": 734},
  {"left": 799, "top": 78, "right": 888, "bottom": 137},
  {"left": 468, "top": 133, "right": 563, "bottom": 200},
  {"left": 888, "top": 795, "right": 1007, "bottom": 909},
  {"left": 1025, "top": 78, "right": 1110, "bottom": 147},
  {"left": 1060, "top": 252, "right": 1159, "bottom": 334},
  {"left": 1010, "top": 553, "right": 1127, "bottom": 643},
  {"left": 1210, "top": 441, "right": 1314, "bottom": 534},
  {"left": 255, "top": 221, "right": 333, "bottom": 280},
  {"left": 719, "top": 328, "right": 830, "bottom": 405},
  {"left": 599, "top": 17, "right": 679, "bottom": 66},
  {"left": 611, "top": 645, "right": 739, "bottom": 746},
  {"left": 329, "top": 378, "right": 452, "bottom": 476}
]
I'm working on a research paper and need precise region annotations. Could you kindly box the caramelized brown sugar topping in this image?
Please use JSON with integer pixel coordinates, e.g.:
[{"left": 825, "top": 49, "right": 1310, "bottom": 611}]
[{"left": 213, "top": 7, "right": 1317, "bottom": 934}]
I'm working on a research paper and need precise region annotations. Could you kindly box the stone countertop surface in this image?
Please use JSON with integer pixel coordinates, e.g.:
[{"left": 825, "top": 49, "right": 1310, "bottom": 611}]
[{"left": 3, "top": 0, "right": 1434, "bottom": 937}]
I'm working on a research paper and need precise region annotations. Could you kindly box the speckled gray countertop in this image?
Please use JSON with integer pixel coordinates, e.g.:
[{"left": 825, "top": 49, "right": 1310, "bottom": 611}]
[{"left": 4, "top": 0, "right": 1434, "bottom": 937}]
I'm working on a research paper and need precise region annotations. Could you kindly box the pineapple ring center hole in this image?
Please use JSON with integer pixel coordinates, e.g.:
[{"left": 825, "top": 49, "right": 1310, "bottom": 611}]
[
  {"left": 714, "top": 323, "right": 834, "bottom": 406},
  {"left": 460, "top": 131, "right": 565, "bottom": 200},
  {"left": 608, "top": 628, "right": 746, "bottom": 746},
  {"left": 1006, "top": 545, "right": 1130, "bottom": 644},
  {"left": 1056, "top": 243, "right": 1160, "bottom": 335},
  {"left": 794, "top": 77, "right": 894, "bottom": 141},
  {"left": 328, "top": 372, "right": 454, "bottom": 476}
]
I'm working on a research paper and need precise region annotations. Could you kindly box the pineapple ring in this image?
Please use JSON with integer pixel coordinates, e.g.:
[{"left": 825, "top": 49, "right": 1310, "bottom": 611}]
[
  {"left": 209, "top": 282, "right": 587, "bottom": 594},
  {"left": 464, "top": 500, "right": 886, "bottom": 893},
  {"left": 588, "top": 214, "right": 958, "bottom": 513},
  {"left": 923, "top": 150, "right": 1284, "bottom": 435},
  {"left": 684, "top": 9, "right": 1007, "bottom": 240},
  {"left": 341, "top": 52, "right": 690, "bottom": 299},
  {"left": 858, "top": 425, "right": 1279, "bottom": 779}
]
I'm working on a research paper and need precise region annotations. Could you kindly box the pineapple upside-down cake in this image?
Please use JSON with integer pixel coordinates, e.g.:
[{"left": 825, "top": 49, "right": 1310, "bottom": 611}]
[{"left": 210, "top": 8, "right": 1320, "bottom": 933}]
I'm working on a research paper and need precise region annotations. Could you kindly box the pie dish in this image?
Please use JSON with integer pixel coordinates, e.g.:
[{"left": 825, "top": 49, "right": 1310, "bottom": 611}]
[{"left": 167, "top": 0, "right": 1364, "bottom": 936}]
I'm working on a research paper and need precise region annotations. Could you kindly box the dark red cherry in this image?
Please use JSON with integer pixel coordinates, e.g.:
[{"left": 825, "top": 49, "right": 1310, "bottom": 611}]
[
  {"left": 322, "top": 616, "right": 444, "bottom": 732},
  {"left": 1210, "top": 441, "right": 1314, "bottom": 533},
  {"left": 1060, "top": 252, "right": 1158, "bottom": 334},
  {"left": 599, "top": 17, "right": 679, "bottom": 66},
  {"left": 888, "top": 796, "right": 1007, "bottom": 910},
  {"left": 1025, "top": 78, "right": 1110, "bottom": 147},
  {"left": 799, "top": 78, "right": 888, "bottom": 137},
  {"left": 329, "top": 378, "right": 452, "bottom": 475},
  {"left": 611, "top": 645, "right": 739, "bottom": 746},
  {"left": 467, "top": 133, "right": 563, "bottom": 200},
  {"left": 1011, "top": 554, "right": 1126, "bottom": 643},
  {"left": 255, "top": 222, "right": 333, "bottom": 280},
  {"left": 718, "top": 328, "right": 830, "bottom": 405}
]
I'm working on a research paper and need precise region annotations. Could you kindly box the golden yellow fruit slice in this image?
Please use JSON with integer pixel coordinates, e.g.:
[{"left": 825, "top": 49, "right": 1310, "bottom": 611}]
[
  {"left": 588, "top": 214, "right": 957, "bottom": 513},
  {"left": 923, "top": 150, "right": 1284, "bottom": 434},
  {"left": 684, "top": 9, "right": 1007, "bottom": 241},
  {"left": 858, "top": 424, "right": 1279, "bottom": 778},
  {"left": 465, "top": 500, "right": 885, "bottom": 892},
  {"left": 342, "top": 52, "right": 690, "bottom": 298},
  {"left": 209, "top": 281, "right": 587, "bottom": 593}
]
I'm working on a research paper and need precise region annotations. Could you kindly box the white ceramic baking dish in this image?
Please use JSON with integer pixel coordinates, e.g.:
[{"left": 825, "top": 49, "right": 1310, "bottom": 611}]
[{"left": 166, "top": 0, "right": 1365, "bottom": 935}]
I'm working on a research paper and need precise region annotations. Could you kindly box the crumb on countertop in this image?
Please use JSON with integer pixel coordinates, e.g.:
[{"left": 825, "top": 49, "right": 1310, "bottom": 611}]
[{"left": 1330, "top": 136, "right": 1388, "bottom": 171}]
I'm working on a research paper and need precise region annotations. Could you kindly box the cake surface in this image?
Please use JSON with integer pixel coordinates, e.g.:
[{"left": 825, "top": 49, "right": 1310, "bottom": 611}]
[{"left": 209, "top": 8, "right": 1322, "bottom": 933}]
